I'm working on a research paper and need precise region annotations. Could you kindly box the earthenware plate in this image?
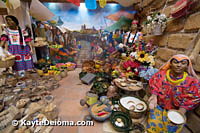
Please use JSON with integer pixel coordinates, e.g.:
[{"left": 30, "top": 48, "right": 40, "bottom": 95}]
[{"left": 167, "top": 109, "right": 186, "bottom": 124}]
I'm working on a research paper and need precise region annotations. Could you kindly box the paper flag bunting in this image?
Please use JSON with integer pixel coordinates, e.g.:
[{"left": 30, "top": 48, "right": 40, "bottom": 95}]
[
  {"left": 85, "top": 0, "right": 97, "bottom": 10},
  {"left": 67, "top": 0, "right": 80, "bottom": 7},
  {"left": 99, "top": 0, "right": 107, "bottom": 8}
]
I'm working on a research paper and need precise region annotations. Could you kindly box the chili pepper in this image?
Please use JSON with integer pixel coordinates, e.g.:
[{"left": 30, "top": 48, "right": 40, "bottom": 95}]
[{"left": 97, "top": 112, "right": 109, "bottom": 116}]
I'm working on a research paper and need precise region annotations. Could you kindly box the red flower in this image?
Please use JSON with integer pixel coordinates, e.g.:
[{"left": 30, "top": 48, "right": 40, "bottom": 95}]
[
  {"left": 130, "top": 61, "right": 141, "bottom": 68},
  {"left": 56, "top": 56, "right": 61, "bottom": 60},
  {"left": 25, "top": 54, "right": 31, "bottom": 60},
  {"left": 15, "top": 55, "right": 22, "bottom": 61}
]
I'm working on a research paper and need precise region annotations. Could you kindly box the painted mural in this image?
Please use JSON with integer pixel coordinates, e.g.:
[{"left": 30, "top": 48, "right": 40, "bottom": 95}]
[{"left": 43, "top": 3, "right": 135, "bottom": 31}]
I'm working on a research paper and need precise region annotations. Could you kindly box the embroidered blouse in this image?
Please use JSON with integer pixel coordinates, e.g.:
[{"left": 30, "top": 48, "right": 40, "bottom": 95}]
[{"left": 149, "top": 70, "right": 200, "bottom": 110}]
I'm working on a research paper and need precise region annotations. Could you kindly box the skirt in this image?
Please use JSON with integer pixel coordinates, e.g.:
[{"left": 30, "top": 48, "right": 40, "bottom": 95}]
[{"left": 146, "top": 105, "right": 184, "bottom": 133}]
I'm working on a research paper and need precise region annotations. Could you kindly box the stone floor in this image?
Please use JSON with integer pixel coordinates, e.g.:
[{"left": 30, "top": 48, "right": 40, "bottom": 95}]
[{"left": 52, "top": 68, "right": 104, "bottom": 133}]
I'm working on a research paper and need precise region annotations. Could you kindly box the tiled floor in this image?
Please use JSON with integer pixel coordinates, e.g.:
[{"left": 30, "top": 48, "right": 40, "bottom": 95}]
[{"left": 52, "top": 68, "right": 104, "bottom": 133}]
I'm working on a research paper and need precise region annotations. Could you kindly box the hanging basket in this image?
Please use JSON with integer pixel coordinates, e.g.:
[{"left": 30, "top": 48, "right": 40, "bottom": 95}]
[{"left": 152, "top": 24, "right": 163, "bottom": 36}]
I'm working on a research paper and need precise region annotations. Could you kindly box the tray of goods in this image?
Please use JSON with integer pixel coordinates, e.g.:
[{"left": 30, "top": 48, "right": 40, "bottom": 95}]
[{"left": 114, "top": 78, "right": 143, "bottom": 91}]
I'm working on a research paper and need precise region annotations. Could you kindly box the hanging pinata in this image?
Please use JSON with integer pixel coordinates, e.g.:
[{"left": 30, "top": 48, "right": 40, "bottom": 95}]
[
  {"left": 67, "top": 0, "right": 80, "bottom": 6},
  {"left": 99, "top": 0, "right": 107, "bottom": 8},
  {"left": 85, "top": 0, "right": 97, "bottom": 10}
]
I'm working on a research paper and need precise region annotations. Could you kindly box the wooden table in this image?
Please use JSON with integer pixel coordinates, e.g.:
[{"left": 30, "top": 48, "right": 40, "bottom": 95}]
[{"left": 113, "top": 78, "right": 144, "bottom": 97}]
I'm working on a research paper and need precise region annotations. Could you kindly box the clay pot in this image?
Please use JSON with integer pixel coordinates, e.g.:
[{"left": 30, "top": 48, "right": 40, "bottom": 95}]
[
  {"left": 16, "top": 98, "right": 30, "bottom": 109},
  {"left": 64, "top": 69, "right": 68, "bottom": 76},
  {"left": 54, "top": 74, "right": 61, "bottom": 81},
  {"left": 61, "top": 71, "right": 66, "bottom": 78},
  {"left": 107, "top": 86, "right": 118, "bottom": 98}
]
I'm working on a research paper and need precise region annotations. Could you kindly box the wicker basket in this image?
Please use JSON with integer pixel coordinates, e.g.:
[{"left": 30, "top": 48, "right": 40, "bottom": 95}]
[{"left": 0, "top": 57, "right": 15, "bottom": 68}]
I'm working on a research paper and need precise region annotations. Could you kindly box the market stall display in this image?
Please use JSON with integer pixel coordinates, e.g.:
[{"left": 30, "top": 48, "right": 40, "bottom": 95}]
[{"left": 0, "top": 71, "right": 60, "bottom": 132}]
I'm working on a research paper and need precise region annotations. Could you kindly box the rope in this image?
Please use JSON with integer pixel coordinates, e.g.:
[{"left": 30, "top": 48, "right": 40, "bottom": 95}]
[{"left": 161, "top": 0, "right": 169, "bottom": 13}]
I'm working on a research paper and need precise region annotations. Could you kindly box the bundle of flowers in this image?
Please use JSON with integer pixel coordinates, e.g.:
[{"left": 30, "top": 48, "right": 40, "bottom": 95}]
[
  {"left": 133, "top": 51, "right": 155, "bottom": 67},
  {"left": 65, "top": 62, "right": 76, "bottom": 70},
  {"left": 143, "top": 12, "right": 167, "bottom": 34},
  {"left": 139, "top": 67, "right": 158, "bottom": 81}
]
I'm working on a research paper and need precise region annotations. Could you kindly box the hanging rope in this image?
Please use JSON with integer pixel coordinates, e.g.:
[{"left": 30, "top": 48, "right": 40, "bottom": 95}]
[{"left": 161, "top": 0, "right": 169, "bottom": 13}]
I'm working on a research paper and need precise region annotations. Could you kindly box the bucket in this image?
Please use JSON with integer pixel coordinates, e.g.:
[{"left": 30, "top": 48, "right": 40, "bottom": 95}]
[{"left": 86, "top": 91, "right": 98, "bottom": 106}]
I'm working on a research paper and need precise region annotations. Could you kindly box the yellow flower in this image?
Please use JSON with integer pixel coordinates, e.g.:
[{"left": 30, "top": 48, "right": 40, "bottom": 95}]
[
  {"left": 147, "top": 55, "right": 155, "bottom": 66},
  {"left": 137, "top": 51, "right": 148, "bottom": 63}
]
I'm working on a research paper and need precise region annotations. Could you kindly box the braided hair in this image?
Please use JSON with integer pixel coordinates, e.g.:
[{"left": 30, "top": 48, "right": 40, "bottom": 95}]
[{"left": 5, "top": 15, "right": 24, "bottom": 48}]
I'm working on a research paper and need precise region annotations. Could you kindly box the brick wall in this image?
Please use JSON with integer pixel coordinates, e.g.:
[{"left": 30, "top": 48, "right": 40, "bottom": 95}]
[
  {"left": 141, "top": 0, "right": 200, "bottom": 76},
  {"left": 137, "top": 0, "right": 200, "bottom": 132}
]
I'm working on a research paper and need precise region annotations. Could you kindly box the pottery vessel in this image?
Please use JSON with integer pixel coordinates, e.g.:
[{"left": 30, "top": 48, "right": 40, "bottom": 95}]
[{"left": 119, "top": 96, "right": 148, "bottom": 119}]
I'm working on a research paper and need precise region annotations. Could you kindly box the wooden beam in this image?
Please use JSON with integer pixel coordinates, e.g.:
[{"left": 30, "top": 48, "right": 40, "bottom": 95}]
[
  {"left": 21, "top": 0, "right": 117, "bottom": 3},
  {"left": 0, "top": 8, "right": 8, "bottom": 15}
]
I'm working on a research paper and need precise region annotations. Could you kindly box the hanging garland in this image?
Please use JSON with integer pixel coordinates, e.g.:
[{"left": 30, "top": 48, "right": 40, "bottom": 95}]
[{"left": 99, "top": 0, "right": 107, "bottom": 8}]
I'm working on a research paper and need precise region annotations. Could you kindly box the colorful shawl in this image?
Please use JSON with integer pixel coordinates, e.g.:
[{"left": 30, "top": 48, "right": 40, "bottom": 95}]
[{"left": 159, "top": 54, "right": 198, "bottom": 79}]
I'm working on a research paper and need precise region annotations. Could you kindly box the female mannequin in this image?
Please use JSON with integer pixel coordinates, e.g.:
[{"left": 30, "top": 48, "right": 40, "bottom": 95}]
[{"left": 0, "top": 15, "right": 34, "bottom": 73}]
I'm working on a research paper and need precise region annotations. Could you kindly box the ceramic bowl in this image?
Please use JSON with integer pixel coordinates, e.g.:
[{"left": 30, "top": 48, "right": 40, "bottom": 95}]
[
  {"left": 119, "top": 96, "right": 148, "bottom": 119},
  {"left": 110, "top": 111, "right": 133, "bottom": 132}
]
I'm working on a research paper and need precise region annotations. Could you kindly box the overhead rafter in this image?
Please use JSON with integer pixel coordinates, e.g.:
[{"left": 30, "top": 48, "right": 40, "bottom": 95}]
[{"left": 20, "top": 0, "right": 117, "bottom": 3}]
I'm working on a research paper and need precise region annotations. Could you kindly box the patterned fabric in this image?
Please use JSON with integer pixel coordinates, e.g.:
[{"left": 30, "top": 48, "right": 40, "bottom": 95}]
[
  {"left": 1, "top": 28, "right": 33, "bottom": 71},
  {"left": 147, "top": 105, "right": 184, "bottom": 133},
  {"left": 149, "top": 70, "right": 200, "bottom": 110}
]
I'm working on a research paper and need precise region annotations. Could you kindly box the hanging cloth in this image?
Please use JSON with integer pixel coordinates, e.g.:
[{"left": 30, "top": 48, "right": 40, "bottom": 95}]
[
  {"left": 67, "top": 0, "right": 80, "bottom": 7},
  {"left": 85, "top": 0, "right": 97, "bottom": 10},
  {"left": 99, "top": 0, "right": 107, "bottom": 8}
]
